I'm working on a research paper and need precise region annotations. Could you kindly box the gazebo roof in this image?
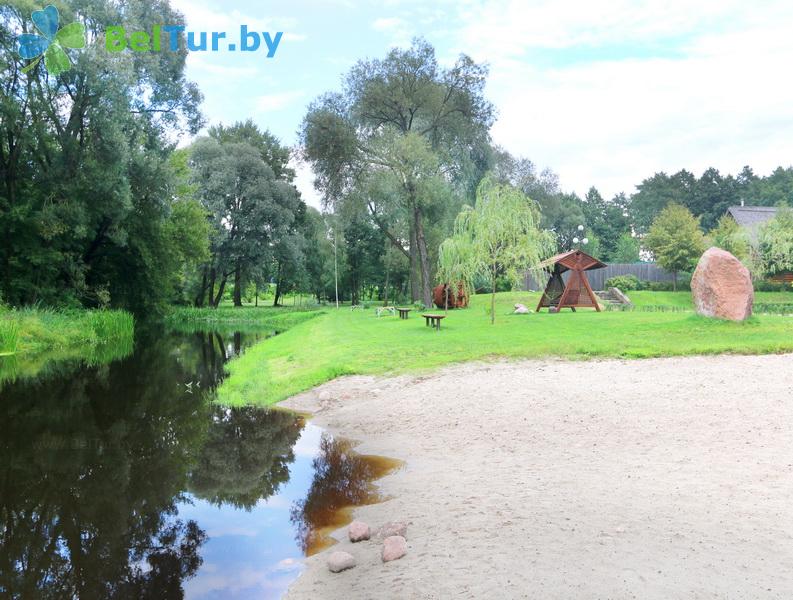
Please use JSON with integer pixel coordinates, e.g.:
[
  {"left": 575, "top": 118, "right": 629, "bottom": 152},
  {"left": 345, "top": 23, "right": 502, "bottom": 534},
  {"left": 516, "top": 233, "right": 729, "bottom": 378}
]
[{"left": 539, "top": 250, "right": 606, "bottom": 273}]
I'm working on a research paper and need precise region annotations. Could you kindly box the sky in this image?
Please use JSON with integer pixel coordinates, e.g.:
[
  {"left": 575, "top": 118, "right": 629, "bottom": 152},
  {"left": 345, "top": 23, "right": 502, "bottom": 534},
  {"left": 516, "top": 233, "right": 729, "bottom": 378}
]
[{"left": 169, "top": 0, "right": 793, "bottom": 208}]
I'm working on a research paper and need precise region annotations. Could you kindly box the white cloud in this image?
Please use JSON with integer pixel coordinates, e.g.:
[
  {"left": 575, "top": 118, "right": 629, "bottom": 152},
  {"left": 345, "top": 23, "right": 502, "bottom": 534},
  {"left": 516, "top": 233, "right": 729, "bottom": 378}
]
[
  {"left": 372, "top": 17, "right": 404, "bottom": 31},
  {"left": 445, "top": 0, "right": 793, "bottom": 197},
  {"left": 292, "top": 158, "right": 324, "bottom": 210},
  {"left": 255, "top": 91, "right": 305, "bottom": 112}
]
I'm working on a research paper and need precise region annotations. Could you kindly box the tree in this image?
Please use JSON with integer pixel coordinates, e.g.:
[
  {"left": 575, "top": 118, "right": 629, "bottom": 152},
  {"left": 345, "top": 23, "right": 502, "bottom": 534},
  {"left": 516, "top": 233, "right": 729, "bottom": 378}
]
[
  {"left": 611, "top": 233, "right": 641, "bottom": 263},
  {"left": 301, "top": 38, "right": 494, "bottom": 307},
  {"left": 757, "top": 205, "right": 793, "bottom": 278},
  {"left": 708, "top": 214, "right": 751, "bottom": 263},
  {"left": 582, "top": 188, "right": 631, "bottom": 260},
  {"left": 0, "top": 0, "right": 203, "bottom": 313},
  {"left": 645, "top": 203, "right": 705, "bottom": 290},
  {"left": 439, "top": 177, "right": 554, "bottom": 323},
  {"left": 189, "top": 132, "right": 302, "bottom": 308}
]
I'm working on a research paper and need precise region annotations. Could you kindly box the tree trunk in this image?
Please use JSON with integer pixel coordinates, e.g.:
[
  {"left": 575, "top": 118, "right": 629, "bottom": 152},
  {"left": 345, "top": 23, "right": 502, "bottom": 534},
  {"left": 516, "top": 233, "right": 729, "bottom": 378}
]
[
  {"left": 208, "top": 267, "right": 217, "bottom": 308},
  {"left": 413, "top": 205, "right": 432, "bottom": 308},
  {"left": 384, "top": 260, "right": 390, "bottom": 306},
  {"left": 273, "top": 263, "right": 283, "bottom": 306},
  {"left": 255, "top": 282, "right": 259, "bottom": 307},
  {"left": 233, "top": 261, "right": 242, "bottom": 307},
  {"left": 195, "top": 266, "right": 208, "bottom": 307},
  {"left": 409, "top": 222, "right": 419, "bottom": 303},
  {"left": 673, "top": 271, "right": 677, "bottom": 292},
  {"left": 213, "top": 275, "right": 227, "bottom": 308}
]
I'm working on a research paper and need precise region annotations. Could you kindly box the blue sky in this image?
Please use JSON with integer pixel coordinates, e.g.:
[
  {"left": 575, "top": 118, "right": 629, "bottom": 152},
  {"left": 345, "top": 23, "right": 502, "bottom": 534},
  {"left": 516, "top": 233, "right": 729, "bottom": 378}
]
[{"left": 170, "top": 0, "right": 793, "bottom": 206}]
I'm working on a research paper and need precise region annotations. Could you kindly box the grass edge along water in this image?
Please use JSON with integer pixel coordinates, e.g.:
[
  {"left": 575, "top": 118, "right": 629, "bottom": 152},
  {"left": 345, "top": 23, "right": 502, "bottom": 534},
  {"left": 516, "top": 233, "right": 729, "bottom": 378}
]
[{"left": 215, "top": 291, "right": 793, "bottom": 407}]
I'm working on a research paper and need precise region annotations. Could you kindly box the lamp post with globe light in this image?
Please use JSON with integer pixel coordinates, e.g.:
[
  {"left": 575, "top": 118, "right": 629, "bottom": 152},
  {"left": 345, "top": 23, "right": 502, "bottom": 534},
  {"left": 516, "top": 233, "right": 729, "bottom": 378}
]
[{"left": 572, "top": 224, "right": 589, "bottom": 249}]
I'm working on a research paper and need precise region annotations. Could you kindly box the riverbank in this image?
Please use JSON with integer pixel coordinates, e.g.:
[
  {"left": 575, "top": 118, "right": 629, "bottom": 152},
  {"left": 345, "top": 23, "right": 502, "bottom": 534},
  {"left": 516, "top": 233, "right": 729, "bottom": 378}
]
[
  {"left": 0, "top": 307, "right": 133, "bottom": 357},
  {"left": 0, "top": 307, "right": 135, "bottom": 384},
  {"left": 217, "top": 291, "right": 793, "bottom": 406},
  {"left": 282, "top": 354, "right": 793, "bottom": 599}
]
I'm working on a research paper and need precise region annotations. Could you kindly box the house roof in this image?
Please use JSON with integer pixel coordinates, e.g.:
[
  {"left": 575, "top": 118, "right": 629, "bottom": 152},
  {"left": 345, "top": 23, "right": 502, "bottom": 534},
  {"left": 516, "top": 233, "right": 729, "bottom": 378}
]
[
  {"left": 539, "top": 250, "right": 606, "bottom": 273},
  {"left": 727, "top": 205, "right": 778, "bottom": 228}
]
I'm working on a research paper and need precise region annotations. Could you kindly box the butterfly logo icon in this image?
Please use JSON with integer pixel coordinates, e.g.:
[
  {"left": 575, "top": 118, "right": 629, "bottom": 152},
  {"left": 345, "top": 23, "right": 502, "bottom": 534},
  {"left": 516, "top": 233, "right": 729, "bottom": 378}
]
[{"left": 17, "top": 5, "right": 86, "bottom": 76}]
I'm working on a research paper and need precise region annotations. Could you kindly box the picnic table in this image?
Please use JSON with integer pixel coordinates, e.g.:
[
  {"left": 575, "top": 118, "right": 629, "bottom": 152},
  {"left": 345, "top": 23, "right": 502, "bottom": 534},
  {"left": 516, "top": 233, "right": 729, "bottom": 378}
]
[
  {"left": 376, "top": 306, "right": 396, "bottom": 317},
  {"left": 396, "top": 307, "right": 412, "bottom": 320},
  {"left": 421, "top": 313, "right": 446, "bottom": 331}
]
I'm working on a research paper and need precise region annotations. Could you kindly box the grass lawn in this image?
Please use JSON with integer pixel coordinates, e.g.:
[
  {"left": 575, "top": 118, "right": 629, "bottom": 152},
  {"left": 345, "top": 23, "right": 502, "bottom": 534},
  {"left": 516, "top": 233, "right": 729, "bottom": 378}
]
[
  {"left": 165, "top": 305, "right": 322, "bottom": 334},
  {"left": 216, "top": 291, "right": 793, "bottom": 406},
  {"left": 627, "top": 290, "right": 792, "bottom": 310},
  {"left": 0, "top": 308, "right": 134, "bottom": 356}
]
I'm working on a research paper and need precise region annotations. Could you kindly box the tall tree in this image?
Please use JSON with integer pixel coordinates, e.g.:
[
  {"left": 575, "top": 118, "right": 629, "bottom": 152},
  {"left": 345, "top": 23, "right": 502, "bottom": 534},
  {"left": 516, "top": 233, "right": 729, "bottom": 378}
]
[
  {"left": 190, "top": 136, "right": 301, "bottom": 307},
  {"left": 645, "top": 203, "right": 705, "bottom": 290},
  {"left": 0, "top": 0, "right": 203, "bottom": 313},
  {"left": 300, "top": 38, "right": 494, "bottom": 306}
]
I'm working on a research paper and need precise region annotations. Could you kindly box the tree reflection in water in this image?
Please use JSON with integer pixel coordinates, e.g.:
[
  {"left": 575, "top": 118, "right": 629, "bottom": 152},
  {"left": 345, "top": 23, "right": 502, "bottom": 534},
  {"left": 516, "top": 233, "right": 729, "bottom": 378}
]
[
  {"left": 290, "top": 434, "right": 402, "bottom": 555},
  {"left": 189, "top": 406, "right": 305, "bottom": 510},
  {"left": 0, "top": 328, "right": 303, "bottom": 599}
]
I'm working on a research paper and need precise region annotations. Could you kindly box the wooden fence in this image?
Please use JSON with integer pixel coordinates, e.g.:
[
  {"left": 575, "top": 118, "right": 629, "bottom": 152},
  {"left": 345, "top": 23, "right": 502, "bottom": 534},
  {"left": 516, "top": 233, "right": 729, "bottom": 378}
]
[{"left": 522, "top": 262, "right": 676, "bottom": 291}]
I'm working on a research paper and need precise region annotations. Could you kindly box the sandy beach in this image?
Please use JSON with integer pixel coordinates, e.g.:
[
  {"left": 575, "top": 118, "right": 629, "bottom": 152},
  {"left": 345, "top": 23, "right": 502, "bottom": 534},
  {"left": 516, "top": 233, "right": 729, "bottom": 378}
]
[{"left": 283, "top": 354, "right": 793, "bottom": 599}]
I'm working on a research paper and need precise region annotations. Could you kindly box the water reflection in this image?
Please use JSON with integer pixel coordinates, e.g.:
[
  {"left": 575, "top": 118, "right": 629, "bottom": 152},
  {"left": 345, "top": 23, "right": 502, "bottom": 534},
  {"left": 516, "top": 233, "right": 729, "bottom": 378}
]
[
  {"left": 189, "top": 407, "right": 305, "bottom": 510},
  {"left": 0, "top": 325, "right": 400, "bottom": 599},
  {"left": 290, "top": 435, "right": 403, "bottom": 555},
  {"left": 0, "top": 328, "right": 296, "bottom": 599}
]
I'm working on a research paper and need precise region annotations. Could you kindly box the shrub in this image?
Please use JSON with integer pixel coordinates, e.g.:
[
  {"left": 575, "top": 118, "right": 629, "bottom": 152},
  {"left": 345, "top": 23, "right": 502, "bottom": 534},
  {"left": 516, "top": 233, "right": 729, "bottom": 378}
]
[
  {"left": 754, "top": 280, "right": 790, "bottom": 292},
  {"left": 604, "top": 274, "right": 643, "bottom": 291}
]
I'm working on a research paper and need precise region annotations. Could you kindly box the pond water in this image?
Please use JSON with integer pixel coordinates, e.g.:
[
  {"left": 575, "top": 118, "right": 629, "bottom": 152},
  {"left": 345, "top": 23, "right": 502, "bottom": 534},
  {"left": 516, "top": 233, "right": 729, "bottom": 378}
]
[{"left": 0, "top": 326, "right": 400, "bottom": 599}]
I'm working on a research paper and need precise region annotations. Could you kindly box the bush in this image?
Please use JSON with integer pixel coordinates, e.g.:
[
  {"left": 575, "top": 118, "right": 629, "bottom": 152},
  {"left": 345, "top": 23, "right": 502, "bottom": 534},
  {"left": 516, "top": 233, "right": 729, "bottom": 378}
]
[
  {"left": 604, "top": 275, "right": 644, "bottom": 291},
  {"left": 643, "top": 272, "right": 692, "bottom": 291},
  {"left": 753, "top": 280, "right": 790, "bottom": 292}
]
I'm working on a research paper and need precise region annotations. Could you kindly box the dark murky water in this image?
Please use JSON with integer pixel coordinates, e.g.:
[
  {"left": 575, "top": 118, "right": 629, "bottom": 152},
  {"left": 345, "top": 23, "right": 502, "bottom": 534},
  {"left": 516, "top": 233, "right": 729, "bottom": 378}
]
[{"left": 0, "top": 326, "right": 399, "bottom": 599}]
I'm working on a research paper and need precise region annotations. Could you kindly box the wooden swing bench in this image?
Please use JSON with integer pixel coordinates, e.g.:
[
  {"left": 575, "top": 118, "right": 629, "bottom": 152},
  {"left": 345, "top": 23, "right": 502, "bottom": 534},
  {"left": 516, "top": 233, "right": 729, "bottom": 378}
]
[{"left": 536, "top": 250, "right": 606, "bottom": 313}]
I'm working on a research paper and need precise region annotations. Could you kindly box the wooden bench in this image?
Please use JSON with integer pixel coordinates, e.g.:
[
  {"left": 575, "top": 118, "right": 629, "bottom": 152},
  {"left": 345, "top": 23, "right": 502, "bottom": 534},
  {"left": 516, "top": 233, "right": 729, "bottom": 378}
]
[
  {"left": 396, "top": 307, "right": 412, "bottom": 320},
  {"left": 376, "top": 306, "right": 396, "bottom": 317},
  {"left": 421, "top": 313, "right": 446, "bottom": 331}
]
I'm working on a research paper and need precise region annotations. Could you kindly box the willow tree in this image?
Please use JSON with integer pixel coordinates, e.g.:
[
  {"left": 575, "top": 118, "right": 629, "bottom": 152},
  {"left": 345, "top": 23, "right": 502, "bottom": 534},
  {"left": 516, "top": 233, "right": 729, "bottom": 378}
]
[
  {"left": 437, "top": 236, "right": 475, "bottom": 312},
  {"left": 758, "top": 205, "right": 793, "bottom": 278},
  {"left": 440, "top": 177, "right": 554, "bottom": 324},
  {"left": 300, "top": 39, "right": 493, "bottom": 307}
]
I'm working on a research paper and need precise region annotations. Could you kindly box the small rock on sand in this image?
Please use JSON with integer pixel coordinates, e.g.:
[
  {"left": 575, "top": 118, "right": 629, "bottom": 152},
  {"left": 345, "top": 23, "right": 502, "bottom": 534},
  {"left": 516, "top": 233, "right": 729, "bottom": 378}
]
[
  {"left": 327, "top": 551, "right": 356, "bottom": 573},
  {"left": 348, "top": 520, "right": 371, "bottom": 542},
  {"left": 318, "top": 390, "right": 332, "bottom": 402},
  {"left": 382, "top": 535, "right": 407, "bottom": 562},
  {"left": 377, "top": 521, "right": 407, "bottom": 539}
]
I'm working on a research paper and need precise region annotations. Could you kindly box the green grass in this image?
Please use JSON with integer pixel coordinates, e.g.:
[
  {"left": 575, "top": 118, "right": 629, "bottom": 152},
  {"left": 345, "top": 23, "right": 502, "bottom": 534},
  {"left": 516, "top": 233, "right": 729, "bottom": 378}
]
[
  {"left": 627, "top": 291, "right": 793, "bottom": 312},
  {"left": 0, "top": 307, "right": 134, "bottom": 355},
  {"left": 164, "top": 305, "right": 323, "bottom": 334},
  {"left": 216, "top": 291, "right": 793, "bottom": 406},
  {"left": 0, "top": 307, "right": 135, "bottom": 384}
]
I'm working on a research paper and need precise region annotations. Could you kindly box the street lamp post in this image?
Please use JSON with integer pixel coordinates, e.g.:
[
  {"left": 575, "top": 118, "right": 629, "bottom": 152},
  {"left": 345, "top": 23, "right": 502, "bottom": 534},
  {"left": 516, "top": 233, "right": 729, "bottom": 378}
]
[{"left": 572, "top": 225, "right": 589, "bottom": 249}]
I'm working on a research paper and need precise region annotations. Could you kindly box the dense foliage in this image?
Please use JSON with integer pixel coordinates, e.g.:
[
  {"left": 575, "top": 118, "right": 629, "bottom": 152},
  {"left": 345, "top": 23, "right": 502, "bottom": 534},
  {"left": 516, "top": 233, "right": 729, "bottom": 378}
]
[{"left": 0, "top": 0, "right": 203, "bottom": 313}]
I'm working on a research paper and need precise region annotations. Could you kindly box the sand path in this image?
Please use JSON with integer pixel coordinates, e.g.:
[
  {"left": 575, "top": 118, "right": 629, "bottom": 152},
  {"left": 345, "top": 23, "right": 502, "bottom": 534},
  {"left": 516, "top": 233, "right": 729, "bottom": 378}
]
[{"left": 283, "top": 355, "right": 793, "bottom": 599}]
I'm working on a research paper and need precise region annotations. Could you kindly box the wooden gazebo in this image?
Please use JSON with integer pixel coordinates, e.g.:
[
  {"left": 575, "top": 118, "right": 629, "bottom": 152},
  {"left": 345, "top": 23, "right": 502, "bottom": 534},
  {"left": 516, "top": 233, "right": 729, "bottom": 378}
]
[{"left": 536, "top": 250, "right": 606, "bottom": 312}]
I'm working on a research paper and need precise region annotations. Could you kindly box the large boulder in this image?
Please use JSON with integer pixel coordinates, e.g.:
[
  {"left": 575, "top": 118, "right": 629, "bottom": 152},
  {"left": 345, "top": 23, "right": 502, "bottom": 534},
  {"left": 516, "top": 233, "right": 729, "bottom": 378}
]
[{"left": 691, "top": 247, "right": 754, "bottom": 321}]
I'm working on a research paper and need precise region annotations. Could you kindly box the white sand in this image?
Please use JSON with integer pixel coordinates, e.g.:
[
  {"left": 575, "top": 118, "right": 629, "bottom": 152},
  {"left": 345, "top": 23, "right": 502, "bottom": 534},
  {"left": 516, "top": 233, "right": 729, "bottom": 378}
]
[{"left": 283, "top": 355, "right": 793, "bottom": 599}]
